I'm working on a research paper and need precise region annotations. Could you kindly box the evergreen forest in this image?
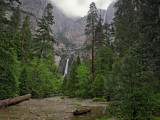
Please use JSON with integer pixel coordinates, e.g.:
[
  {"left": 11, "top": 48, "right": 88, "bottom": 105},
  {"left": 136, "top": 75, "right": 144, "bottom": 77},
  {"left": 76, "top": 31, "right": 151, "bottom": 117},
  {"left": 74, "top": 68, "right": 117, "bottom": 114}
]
[{"left": 0, "top": 0, "right": 160, "bottom": 120}]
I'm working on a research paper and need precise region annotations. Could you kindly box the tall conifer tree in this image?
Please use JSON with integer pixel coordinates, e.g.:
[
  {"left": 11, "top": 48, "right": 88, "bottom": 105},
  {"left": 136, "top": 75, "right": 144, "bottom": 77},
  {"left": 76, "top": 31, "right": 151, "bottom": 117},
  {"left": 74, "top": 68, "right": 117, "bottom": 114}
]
[
  {"left": 34, "top": 3, "right": 55, "bottom": 59},
  {"left": 114, "top": 0, "right": 138, "bottom": 57},
  {"left": 139, "top": 0, "right": 160, "bottom": 90},
  {"left": 85, "top": 2, "right": 98, "bottom": 80},
  {"left": 0, "top": 0, "right": 21, "bottom": 99}
]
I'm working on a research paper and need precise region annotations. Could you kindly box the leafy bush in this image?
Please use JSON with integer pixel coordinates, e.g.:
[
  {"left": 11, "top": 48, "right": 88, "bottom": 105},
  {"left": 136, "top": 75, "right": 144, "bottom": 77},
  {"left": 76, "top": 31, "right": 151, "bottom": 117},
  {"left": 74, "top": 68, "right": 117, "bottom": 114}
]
[
  {"left": 61, "top": 96, "right": 65, "bottom": 99},
  {"left": 93, "top": 97, "right": 106, "bottom": 102},
  {"left": 90, "top": 74, "right": 105, "bottom": 97}
]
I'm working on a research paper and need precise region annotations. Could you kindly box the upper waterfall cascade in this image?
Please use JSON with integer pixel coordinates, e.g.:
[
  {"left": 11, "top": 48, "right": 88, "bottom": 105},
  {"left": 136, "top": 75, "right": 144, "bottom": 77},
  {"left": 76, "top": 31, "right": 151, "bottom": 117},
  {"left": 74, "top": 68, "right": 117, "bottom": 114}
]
[
  {"left": 63, "top": 59, "right": 69, "bottom": 77},
  {"left": 103, "top": 10, "right": 107, "bottom": 25}
]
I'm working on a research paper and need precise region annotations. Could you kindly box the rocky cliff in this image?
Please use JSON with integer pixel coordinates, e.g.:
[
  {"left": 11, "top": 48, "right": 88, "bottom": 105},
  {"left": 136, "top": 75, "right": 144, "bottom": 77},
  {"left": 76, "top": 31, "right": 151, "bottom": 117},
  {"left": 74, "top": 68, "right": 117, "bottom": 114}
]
[
  {"left": 18, "top": 0, "right": 116, "bottom": 74},
  {"left": 20, "top": 0, "right": 113, "bottom": 46},
  {"left": 106, "top": 0, "right": 117, "bottom": 24}
]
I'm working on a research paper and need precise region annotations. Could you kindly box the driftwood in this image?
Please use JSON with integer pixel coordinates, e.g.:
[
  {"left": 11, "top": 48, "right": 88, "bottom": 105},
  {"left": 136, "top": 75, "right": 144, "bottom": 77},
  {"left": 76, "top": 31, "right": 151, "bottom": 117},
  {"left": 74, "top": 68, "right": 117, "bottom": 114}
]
[
  {"left": 0, "top": 94, "right": 31, "bottom": 108},
  {"left": 73, "top": 109, "right": 91, "bottom": 115}
]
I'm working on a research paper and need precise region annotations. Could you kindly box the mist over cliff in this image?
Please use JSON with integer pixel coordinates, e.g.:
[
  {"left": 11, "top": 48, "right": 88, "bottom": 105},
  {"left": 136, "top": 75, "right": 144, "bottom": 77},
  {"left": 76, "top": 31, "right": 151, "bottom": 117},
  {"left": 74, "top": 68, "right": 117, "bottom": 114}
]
[{"left": 19, "top": 0, "right": 116, "bottom": 46}]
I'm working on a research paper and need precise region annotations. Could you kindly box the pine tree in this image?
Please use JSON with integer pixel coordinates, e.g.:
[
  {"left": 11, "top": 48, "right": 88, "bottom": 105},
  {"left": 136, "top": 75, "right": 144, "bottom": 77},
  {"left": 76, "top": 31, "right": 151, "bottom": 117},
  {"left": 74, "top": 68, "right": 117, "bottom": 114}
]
[
  {"left": 95, "top": 46, "right": 114, "bottom": 77},
  {"left": 108, "top": 49, "right": 159, "bottom": 119},
  {"left": 90, "top": 74, "right": 105, "bottom": 97},
  {"left": 62, "top": 76, "right": 68, "bottom": 93},
  {"left": 10, "top": 6, "right": 23, "bottom": 61},
  {"left": 0, "top": 44, "right": 21, "bottom": 99},
  {"left": 19, "top": 16, "right": 33, "bottom": 95},
  {"left": 66, "top": 60, "right": 78, "bottom": 96},
  {"left": 104, "top": 0, "right": 160, "bottom": 119},
  {"left": 0, "top": 0, "right": 21, "bottom": 99},
  {"left": 85, "top": 2, "right": 98, "bottom": 80},
  {"left": 95, "top": 11, "right": 104, "bottom": 50},
  {"left": 34, "top": 3, "right": 55, "bottom": 59},
  {"left": 20, "top": 15, "right": 33, "bottom": 65},
  {"left": 75, "top": 64, "right": 90, "bottom": 98},
  {"left": 9, "top": 6, "right": 21, "bottom": 34},
  {"left": 19, "top": 65, "right": 31, "bottom": 95},
  {"left": 103, "top": 22, "right": 112, "bottom": 46},
  {"left": 139, "top": 0, "right": 160, "bottom": 91},
  {"left": 114, "top": 0, "right": 138, "bottom": 57},
  {"left": 44, "top": 53, "right": 62, "bottom": 95},
  {"left": 105, "top": 56, "right": 121, "bottom": 101},
  {"left": 76, "top": 55, "right": 81, "bottom": 66}
]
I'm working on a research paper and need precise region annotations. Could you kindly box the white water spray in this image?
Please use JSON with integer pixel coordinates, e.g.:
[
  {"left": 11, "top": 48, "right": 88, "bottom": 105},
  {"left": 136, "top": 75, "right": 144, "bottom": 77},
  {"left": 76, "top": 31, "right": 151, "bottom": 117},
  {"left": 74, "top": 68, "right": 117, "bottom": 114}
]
[{"left": 63, "top": 59, "right": 69, "bottom": 78}]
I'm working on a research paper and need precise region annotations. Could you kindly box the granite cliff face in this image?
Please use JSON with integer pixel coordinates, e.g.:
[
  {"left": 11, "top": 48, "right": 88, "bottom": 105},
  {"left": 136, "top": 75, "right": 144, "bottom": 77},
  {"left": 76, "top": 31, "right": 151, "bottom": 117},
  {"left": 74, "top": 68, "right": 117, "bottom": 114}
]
[
  {"left": 18, "top": 0, "right": 116, "bottom": 71},
  {"left": 19, "top": 0, "right": 114, "bottom": 46},
  {"left": 19, "top": 0, "right": 70, "bottom": 67},
  {"left": 106, "top": 0, "right": 117, "bottom": 24}
]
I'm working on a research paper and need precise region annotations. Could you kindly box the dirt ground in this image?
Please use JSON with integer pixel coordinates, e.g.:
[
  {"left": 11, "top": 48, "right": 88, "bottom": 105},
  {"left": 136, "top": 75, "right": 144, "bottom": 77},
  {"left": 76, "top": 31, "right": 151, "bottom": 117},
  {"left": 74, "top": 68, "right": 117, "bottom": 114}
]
[{"left": 0, "top": 96, "right": 108, "bottom": 120}]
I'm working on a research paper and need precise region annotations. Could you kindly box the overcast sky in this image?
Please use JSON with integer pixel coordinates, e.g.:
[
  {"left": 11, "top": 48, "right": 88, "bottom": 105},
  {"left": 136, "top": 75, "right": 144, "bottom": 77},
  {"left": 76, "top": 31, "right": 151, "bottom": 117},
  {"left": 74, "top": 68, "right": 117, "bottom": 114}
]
[{"left": 50, "top": 0, "right": 115, "bottom": 17}]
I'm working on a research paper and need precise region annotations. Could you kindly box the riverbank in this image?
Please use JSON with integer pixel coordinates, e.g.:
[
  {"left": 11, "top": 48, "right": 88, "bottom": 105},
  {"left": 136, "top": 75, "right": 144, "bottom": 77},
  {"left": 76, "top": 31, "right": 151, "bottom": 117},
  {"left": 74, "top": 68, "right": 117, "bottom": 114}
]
[{"left": 0, "top": 96, "right": 108, "bottom": 120}]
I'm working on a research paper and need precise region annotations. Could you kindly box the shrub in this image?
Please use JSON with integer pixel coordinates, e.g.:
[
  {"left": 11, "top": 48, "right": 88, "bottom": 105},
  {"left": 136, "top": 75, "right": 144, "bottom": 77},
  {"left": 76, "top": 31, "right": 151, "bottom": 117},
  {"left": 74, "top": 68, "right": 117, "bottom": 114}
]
[{"left": 93, "top": 97, "right": 106, "bottom": 102}]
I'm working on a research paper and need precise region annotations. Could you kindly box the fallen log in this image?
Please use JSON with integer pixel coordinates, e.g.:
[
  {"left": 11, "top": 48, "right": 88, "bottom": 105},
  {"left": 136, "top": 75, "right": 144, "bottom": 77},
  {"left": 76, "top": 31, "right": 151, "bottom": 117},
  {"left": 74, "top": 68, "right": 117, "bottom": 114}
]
[
  {"left": 0, "top": 94, "right": 31, "bottom": 108},
  {"left": 73, "top": 109, "right": 91, "bottom": 115}
]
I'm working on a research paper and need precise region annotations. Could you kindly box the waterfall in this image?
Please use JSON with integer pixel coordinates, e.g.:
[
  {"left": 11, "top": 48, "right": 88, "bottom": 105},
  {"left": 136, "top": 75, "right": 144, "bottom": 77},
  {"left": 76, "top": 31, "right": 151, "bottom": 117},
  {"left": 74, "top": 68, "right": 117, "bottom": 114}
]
[
  {"left": 63, "top": 59, "right": 69, "bottom": 78},
  {"left": 103, "top": 10, "right": 107, "bottom": 25}
]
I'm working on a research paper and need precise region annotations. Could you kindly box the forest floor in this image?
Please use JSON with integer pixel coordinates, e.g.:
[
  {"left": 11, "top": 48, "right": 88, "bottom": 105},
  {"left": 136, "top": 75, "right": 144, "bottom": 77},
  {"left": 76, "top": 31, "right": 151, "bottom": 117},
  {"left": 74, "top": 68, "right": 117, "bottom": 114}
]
[{"left": 0, "top": 96, "right": 109, "bottom": 120}]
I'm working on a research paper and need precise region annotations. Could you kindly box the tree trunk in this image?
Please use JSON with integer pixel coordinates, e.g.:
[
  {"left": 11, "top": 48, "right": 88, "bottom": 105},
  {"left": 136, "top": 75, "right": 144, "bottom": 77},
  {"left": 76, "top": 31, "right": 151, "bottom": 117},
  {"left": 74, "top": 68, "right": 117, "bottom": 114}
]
[
  {"left": 0, "top": 94, "right": 31, "bottom": 108},
  {"left": 73, "top": 109, "right": 91, "bottom": 115}
]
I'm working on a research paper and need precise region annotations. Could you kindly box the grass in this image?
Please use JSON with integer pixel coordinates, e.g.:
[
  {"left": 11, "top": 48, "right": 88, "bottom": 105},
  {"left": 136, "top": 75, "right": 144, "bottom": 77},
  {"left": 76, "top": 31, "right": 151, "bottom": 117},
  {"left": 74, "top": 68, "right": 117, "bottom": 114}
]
[
  {"left": 96, "top": 115, "right": 160, "bottom": 120},
  {"left": 93, "top": 97, "right": 106, "bottom": 102},
  {"left": 95, "top": 114, "right": 117, "bottom": 120},
  {"left": 61, "top": 96, "right": 65, "bottom": 100}
]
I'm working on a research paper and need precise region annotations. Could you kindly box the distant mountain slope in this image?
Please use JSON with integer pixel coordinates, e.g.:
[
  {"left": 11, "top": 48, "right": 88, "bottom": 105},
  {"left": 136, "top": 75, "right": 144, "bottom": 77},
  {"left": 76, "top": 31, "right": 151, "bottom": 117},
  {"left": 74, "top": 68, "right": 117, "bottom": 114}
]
[
  {"left": 20, "top": 0, "right": 117, "bottom": 47},
  {"left": 19, "top": 0, "right": 112, "bottom": 46},
  {"left": 106, "top": 0, "right": 117, "bottom": 24},
  {"left": 18, "top": 0, "right": 117, "bottom": 70}
]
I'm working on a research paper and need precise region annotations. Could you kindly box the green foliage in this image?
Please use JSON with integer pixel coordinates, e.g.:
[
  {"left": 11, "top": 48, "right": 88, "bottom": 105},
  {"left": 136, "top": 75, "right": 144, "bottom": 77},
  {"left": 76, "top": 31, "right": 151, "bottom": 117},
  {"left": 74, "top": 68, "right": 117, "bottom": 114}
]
[
  {"left": 105, "top": 56, "right": 121, "bottom": 101},
  {"left": 66, "top": 60, "right": 78, "bottom": 96},
  {"left": 19, "top": 54, "right": 62, "bottom": 97},
  {"left": 0, "top": 47, "right": 21, "bottom": 99},
  {"left": 85, "top": 2, "right": 98, "bottom": 80},
  {"left": 20, "top": 15, "right": 33, "bottom": 64},
  {"left": 34, "top": 3, "right": 55, "bottom": 59},
  {"left": 0, "top": 0, "right": 21, "bottom": 99},
  {"left": 65, "top": 57, "right": 91, "bottom": 98},
  {"left": 104, "top": 0, "right": 160, "bottom": 119},
  {"left": 85, "top": 2, "right": 98, "bottom": 36},
  {"left": 24, "top": 57, "right": 62, "bottom": 98},
  {"left": 62, "top": 76, "right": 68, "bottom": 93},
  {"left": 103, "top": 23, "right": 112, "bottom": 46},
  {"left": 12, "top": 31, "right": 23, "bottom": 61},
  {"left": 107, "top": 49, "right": 159, "bottom": 119},
  {"left": 61, "top": 96, "right": 65, "bottom": 100},
  {"left": 0, "top": 1, "right": 61, "bottom": 100},
  {"left": 74, "top": 64, "right": 90, "bottom": 98},
  {"left": 9, "top": 7, "right": 21, "bottom": 34},
  {"left": 76, "top": 56, "right": 81, "bottom": 66},
  {"left": 139, "top": 0, "right": 160, "bottom": 91},
  {"left": 114, "top": 0, "right": 138, "bottom": 57},
  {"left": 90, "top": 74, "right": 105, "bottom": 97},
  {"left": 19, "top": 65, "right": 31, "bottom": 95},
  {"left": 95, "top": 46, "right": 114, "bottom": 77},
  {"left": 93, "top": 97, "right": 105, "bottom": 102},
  {"left": 95, "top": 15, "right": 104, "bottom": 49}
]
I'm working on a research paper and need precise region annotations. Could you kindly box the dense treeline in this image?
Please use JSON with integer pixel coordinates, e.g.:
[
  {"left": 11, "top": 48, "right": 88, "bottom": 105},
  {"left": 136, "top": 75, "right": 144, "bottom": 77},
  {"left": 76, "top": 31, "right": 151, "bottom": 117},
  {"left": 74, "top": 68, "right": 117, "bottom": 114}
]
[
  {"left": 1, "top": 0, "right": 160, "bottom": 119},
  {"left": 63, "top": 0, "right": 160, "bottom": 119},
  {"left": 0, "top": 0, "right": 62, "bottom": 99}
]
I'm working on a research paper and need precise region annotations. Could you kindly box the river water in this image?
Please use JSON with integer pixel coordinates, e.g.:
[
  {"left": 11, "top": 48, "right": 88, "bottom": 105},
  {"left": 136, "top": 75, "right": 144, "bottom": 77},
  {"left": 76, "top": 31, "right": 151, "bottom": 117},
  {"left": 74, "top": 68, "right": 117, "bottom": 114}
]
[{"left": 0, "top": 96, "right": 107, "bottom": 120}]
